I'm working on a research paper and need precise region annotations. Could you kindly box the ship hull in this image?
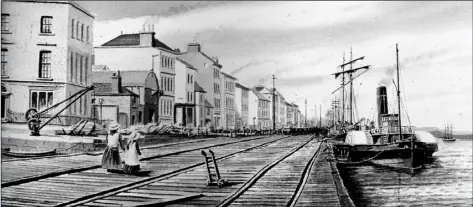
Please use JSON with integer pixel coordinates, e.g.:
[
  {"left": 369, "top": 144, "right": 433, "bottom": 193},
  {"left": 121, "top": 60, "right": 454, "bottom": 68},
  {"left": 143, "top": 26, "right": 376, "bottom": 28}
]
[{"left": 333, "top": 142, "right": 438, "bottom": 165}]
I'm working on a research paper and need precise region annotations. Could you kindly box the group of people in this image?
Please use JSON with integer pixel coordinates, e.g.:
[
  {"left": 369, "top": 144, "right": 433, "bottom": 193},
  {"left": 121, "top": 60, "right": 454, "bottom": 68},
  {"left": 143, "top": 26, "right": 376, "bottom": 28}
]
[{"left": 101, "top": 121, "right": 143, "bottom": 175}]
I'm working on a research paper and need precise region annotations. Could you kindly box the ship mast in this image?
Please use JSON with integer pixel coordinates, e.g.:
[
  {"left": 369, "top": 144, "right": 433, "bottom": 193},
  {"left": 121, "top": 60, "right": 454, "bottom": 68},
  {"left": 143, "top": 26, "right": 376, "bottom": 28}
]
[
  {"left": 349, "top": 48, "right": 354, "bottom": 125},
  {"left": 331, "top": 50, "right": 370, "bottom": 130},
  {"left": 396, "top": 44, "right": 410, "bottom": 167},
  {"left": 341, "top": 53, "right": 346, "bottom": 126}
]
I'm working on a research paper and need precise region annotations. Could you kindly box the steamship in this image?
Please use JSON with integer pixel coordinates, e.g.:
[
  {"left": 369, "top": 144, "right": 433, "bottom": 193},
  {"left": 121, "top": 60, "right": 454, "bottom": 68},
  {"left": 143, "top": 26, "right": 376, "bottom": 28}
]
[{"left": 330, "top": 45, "right": 438, "bottom": 167}]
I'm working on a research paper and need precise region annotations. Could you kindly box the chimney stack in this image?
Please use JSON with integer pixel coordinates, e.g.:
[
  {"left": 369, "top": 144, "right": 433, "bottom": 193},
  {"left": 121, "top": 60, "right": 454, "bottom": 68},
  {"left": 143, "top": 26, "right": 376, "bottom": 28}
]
[
  {"left": 111, "top": 71, "right": 122, "bottom": 93},
  {"left": 187, "top": 43, "right": 201, "bottom": 53},
  {"left": 140, "top": 31, "right": 155, "bottom": 47},
  {"left": 377, "top": 86, "right": 388, "bottom": 127}
]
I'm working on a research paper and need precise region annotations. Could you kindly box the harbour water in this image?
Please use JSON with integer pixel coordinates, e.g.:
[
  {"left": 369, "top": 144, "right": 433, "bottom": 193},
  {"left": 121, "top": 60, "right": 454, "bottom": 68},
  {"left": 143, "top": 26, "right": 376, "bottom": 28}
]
[{"left": 338, "top": 138, "right": 472, "bottom": 206}]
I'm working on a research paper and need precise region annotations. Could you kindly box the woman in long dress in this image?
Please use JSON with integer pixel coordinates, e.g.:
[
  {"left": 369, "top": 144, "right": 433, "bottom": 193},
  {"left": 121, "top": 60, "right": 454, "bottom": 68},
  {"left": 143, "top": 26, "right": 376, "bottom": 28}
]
[
  {"left": 101, "top": 121, "right": 125, "bottom": 172},
  {"left": 123, "top": 130, "right": 142, "bottom": 174}
]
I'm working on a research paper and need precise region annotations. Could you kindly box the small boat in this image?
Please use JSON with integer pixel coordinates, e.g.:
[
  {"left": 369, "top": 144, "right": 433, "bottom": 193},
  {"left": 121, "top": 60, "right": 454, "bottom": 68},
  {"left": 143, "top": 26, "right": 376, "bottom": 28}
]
[
  {"left": 1, "top": 148, "right": 57, "bottom": 158},
  {"left": 442, "top": 124, "right": 456, "bottom": 141}
]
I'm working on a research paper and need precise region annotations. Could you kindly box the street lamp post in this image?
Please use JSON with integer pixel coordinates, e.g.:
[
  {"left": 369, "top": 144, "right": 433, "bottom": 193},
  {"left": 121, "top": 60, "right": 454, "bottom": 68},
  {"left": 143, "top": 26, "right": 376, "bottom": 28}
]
[
  {"left": 253, "top": 117, "right": 256, "bottom": 134},
  {"left": 98, "top": 98, "right": 104, "bottom": 127},
  {"left": 92, "top": 97, "right": 96, "bottom": 125}
]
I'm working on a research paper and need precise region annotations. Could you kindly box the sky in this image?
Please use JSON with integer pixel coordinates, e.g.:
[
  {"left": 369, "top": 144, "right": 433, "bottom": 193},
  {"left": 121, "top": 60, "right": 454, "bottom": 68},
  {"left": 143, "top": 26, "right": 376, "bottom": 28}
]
[{"left": 78, "top": 1, "right": 473, "bottom": 132}]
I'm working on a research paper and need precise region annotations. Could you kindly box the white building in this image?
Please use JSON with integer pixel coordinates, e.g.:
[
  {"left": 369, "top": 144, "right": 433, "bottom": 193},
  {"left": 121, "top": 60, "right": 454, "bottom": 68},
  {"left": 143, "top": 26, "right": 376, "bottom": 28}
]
[
  {"left": 221, "top": 72, "right": 236, "bottom": 130},
  {"left": 1, "top": 1, "right": 94, "bottom": 125},
  {"left": 174, "top": 57, "right": 197, "bottom": 127},
  {"left": 235, "top": 82, "right": 249, "bottom": 130},
  {"left": 179, "top": 43, "right": 223, "bottom": 129},
  {"left": 94, "top": 30, "right": 179, "bottom": 125}
]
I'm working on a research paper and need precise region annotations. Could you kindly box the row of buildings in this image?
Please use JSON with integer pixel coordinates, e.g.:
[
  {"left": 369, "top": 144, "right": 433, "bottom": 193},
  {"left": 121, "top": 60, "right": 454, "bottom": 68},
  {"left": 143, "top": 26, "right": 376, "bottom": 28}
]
[{"left": 1, "top": 1, "right": 307, "bottom": 130}]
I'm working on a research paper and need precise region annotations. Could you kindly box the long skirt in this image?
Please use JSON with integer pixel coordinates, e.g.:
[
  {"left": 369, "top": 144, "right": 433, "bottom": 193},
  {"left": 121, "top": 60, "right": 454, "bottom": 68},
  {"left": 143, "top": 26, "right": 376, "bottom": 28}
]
[
  {"left": 101, "top": 146, "right": 122, "bottom": 170},
  {"left": 123, "top": 164, "right": 141, "bottom": 174}
]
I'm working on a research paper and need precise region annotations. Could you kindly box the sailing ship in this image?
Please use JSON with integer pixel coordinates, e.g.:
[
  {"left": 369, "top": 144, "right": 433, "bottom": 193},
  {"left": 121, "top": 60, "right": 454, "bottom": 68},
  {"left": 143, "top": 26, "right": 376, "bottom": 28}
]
[
  {"left": 442, "top": 124, "right": 456, "bottom": 141},
  {"left": 330, "top": 44, "right": 438, "bottom": 167}
]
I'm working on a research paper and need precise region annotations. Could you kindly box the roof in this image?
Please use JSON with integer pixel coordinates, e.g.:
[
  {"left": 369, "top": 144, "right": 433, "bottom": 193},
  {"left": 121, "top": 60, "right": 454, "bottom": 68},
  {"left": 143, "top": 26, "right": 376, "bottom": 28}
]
[
  {"left": 92, "top": 65, "right": 110, "bottom": 71},
  {"left": 194, "top": 82, "right": 206, "bottom": 93},
  {"left": 222, "top": 72, "right": 237, "bottom": 80},
  {"left": 92, "top": 70, "right": 156, "bottom": 87},
  {"left": 235, "top": 82, "right": 249, "bottom": 90},
  {"left": 12, "top": 1, "right": 95, "bottom": 18},
  {"left": 176, "top": 58, "right": 197, "bottom": 71},
  {"left": 205, "top": 99, "right": 214, "bottom": 108},
  {"left": 93, "top": 83, "right": 139, "bottom": 97},
  {"left": 180, "top": 48, "right": 222, "bottom": 68},
  {"left": 100, "top": 33, "right": 173, "bottom": 51},
  {"left": 251, "top": 88, "right": 270, "bottom": 101},
  {"left": 200, "top": 52, "right": 222, "bottom": 68}
]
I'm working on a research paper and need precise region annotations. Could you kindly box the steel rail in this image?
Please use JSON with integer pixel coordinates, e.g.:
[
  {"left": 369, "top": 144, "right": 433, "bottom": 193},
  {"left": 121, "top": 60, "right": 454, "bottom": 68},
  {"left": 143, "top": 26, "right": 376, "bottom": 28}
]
[
  {"left": 216, "top": 135, "right": 316, "bottom": 207},
  {"left": 286, "top": 139, "right": 324, "bottom": 207},
  {"left": 1, "top": 135, "right": 276, "bottom": 188},
  {"left": 59, "top": 135, "right": 295, "bottom": 207}
]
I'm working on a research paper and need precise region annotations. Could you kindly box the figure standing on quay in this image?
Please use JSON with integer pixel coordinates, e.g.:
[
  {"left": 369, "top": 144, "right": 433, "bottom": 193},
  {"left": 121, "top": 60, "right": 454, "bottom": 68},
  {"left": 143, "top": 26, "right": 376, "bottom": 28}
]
[{"left": 101, "top": 121, "right": 125, "bottom": 172}]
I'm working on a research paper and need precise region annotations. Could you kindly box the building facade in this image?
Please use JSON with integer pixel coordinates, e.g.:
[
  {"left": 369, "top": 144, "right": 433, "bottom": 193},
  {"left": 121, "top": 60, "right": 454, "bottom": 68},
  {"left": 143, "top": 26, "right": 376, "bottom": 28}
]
[
  {"left": 279, "top": 95, "right": 286, "bottom": 128},
  {"left": 194, "top": 82, "right": 209, "bottom": 128},
  {"left": 94, "top": 30, "right": 179, "bottom": 125},
  {"left": 255, "top": 86, "right": 281, "bottom": 129},
  {"left": 286, "top": 102, "right": 294, "bottom": 127},
  {"left": 92, "top": 69, "right": 159, "bottom": 126},
  {"left": 235, "top": 83, "right": 249, "bottom": 130},
  {"left": 178, "top": 43, "right": 223, "bottom": 129},
  {"left": 1, "top": 1, "right": 95, "bottom": 124},
  {"left": 252, "top": 88, "right": 271, "bottom": 130},
  {"left": 174, "top": 57, "right": 197, "bottom": 127},
  {"left": 92, "top": 71, "right": 139, "bottom": 127},
  {"left": 221, "top": 72, "right": 236, "bottom": 130}
]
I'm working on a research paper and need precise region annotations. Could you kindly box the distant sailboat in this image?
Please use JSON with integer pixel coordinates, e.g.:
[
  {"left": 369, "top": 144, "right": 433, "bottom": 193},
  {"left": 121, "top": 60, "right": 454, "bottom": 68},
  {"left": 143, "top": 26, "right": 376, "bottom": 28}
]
[{"left": 442, "top": 124, "right": 456, "bottom": 141}]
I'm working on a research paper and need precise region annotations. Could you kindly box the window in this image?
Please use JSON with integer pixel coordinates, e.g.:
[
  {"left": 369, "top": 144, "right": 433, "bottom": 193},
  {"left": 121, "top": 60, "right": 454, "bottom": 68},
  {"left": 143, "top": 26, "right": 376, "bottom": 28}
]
[
  {"left": 79, "top": 56, "right": 83, "bottom": 84},
  {"left": 84, "top": 96, "right": 87, "bottom": 115},
  {"left": 76, "top": 21, "right": 79, "bottom": 39},
  {"left": 71, "top": 19, "right": 74, "bottom": 38},
  {"left": 70, "top": 52, "right": 73, "bottom": 81},
  {"left": 1, "top": 49, "right": 7, "bottom": 76},
  {"left": 1, "top": 14, "right": 10, "bottom": 32},
  {"left": 86, "top": 26, "right": 89, "bottom": 43},
  {"left": 38, "top": 51, "right": 51, "bottom": 78},
  {"left": 187, "top": 74, "right": 190, "bottom": 84},
  {"left": 160, "top": 76, "right": 163, "bottom": 90},
  {"left": 30, "top": 91, "right": 53, "bottom": 111},
  {"left": 191, "top": 75, "right": 193, "bottom": 83},
  {"left": 84, "top": 57, "right": 88, "bottom": 84},
  {"left": 81, "top": 24, "right": 84, "bottom": 41},
  {"left": 40, "top": 16, "right": 52, "bottom": 33},
  {"left": 75, "top": 54, "right": 79, "bottom": 83}
]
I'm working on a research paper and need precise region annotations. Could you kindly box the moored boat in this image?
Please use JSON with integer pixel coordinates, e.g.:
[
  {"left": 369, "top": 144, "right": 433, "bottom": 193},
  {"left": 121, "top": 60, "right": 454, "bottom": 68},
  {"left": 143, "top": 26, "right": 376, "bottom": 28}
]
[
  {"left": 330, "top": 45, "right": 438, "bottom": 168},
  {"left": 1, "top": 148, "right": 57, "bottom": 158}
]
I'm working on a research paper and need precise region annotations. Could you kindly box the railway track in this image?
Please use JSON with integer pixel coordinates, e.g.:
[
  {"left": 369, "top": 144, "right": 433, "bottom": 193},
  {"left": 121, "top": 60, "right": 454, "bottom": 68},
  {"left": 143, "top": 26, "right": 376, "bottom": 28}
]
[
  {"left": 1, "top": 134, "right": 298, "bottom": 206},
  {"left": 73, "top": 135, "right": 319, "bottom": 207},
  {"left": 218, "top": 138, "right": 324, "bottom": 206},
  {"left": 1, "top": 135, "right": 277, "bottom": 187}
]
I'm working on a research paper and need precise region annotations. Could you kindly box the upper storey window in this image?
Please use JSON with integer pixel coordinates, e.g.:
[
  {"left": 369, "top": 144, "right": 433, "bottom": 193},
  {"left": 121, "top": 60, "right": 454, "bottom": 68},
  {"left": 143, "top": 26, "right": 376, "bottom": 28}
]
[
  {"left": 1, "top": 14, "right": 10, "bottom": 33},
  {"left": 40, "top": 16, "right": 53, "bottom": 33}
]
